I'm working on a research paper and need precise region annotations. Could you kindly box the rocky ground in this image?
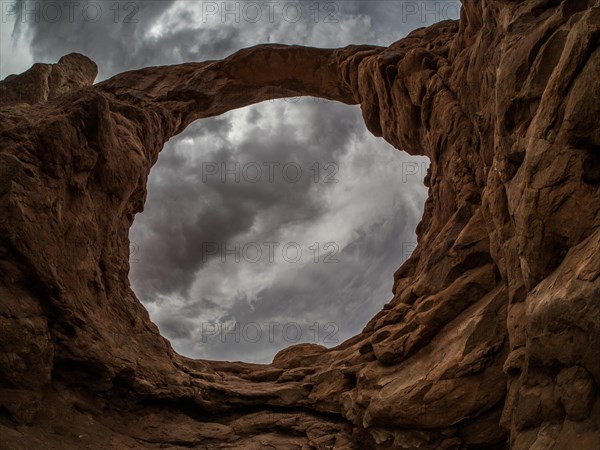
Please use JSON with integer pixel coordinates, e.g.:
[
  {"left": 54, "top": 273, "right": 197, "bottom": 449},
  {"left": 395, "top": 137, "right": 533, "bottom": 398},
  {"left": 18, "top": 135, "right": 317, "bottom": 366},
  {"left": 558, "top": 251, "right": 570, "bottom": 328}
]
[{"left": 1, "top": 0, "right": 599, "bottom": 448}]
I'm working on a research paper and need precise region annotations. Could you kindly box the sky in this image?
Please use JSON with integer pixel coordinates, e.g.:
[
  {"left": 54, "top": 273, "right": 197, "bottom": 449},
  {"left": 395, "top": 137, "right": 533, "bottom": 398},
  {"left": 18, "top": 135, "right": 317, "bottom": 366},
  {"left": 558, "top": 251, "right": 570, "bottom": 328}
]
[{"left": 1, "top": 1, "right": 460, "bottom": 362}]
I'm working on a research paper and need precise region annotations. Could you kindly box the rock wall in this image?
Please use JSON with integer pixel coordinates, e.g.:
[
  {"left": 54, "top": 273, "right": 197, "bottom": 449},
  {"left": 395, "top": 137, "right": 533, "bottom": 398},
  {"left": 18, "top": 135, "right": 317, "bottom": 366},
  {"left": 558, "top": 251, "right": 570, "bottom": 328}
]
[{"left": 1, "top": 0, "right": 598, "bottom": 448}]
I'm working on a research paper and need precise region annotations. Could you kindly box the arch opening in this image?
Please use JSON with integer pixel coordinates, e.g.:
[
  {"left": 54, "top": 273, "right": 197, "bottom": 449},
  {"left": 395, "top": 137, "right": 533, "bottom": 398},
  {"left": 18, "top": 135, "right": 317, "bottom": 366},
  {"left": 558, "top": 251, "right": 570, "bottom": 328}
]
[{"left": 129, "top": 96, "right": 429, "bottom": 363}]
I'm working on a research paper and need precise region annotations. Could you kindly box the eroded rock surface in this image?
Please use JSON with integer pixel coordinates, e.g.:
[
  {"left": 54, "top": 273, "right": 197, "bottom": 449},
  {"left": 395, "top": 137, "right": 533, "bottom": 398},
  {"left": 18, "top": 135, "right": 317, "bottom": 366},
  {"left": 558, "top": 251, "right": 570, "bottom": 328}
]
[{"left": 1, "top": 0, "right": 599, "bottom": 448}]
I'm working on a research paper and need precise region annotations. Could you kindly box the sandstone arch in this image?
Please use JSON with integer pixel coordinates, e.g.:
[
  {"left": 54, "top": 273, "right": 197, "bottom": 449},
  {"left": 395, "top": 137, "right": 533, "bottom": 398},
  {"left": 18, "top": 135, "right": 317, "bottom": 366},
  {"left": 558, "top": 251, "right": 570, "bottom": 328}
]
[{"left": 1, "top": 1, "right": 599, "bottom": 448}]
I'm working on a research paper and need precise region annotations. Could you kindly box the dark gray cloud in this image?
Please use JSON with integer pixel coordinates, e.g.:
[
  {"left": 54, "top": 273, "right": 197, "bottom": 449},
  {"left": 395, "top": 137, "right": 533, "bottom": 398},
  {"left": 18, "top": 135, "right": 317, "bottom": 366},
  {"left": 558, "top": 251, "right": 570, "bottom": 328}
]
[
  {"left": 133, "top": 102, "right": 429, "bottom": 362},
  {"left": 4, "top": 1, "right": 461, "bottom": 80},
  {"left": 189, "top": 201, "right": 424, "bottom": 362},
  {"left": 130, "top": 99, "right": 360, "bottom": 300},
  {"left": 4, "top": 0, "right": 455, "bottom": 362}
]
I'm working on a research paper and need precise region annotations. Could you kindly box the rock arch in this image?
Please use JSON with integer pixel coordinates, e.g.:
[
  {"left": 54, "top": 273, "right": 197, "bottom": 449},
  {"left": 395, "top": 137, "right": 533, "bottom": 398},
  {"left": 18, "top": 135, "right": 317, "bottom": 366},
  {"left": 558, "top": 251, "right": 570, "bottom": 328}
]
[{"left": 1, "top": 2, "right": 599, "bottom": 448}]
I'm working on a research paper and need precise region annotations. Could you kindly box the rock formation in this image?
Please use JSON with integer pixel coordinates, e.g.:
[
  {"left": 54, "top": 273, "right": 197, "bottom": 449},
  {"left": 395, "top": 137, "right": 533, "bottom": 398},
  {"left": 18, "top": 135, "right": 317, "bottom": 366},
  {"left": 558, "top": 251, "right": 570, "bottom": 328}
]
[{"left": 1, "top": 0, "right": 599, "bottom": 448}]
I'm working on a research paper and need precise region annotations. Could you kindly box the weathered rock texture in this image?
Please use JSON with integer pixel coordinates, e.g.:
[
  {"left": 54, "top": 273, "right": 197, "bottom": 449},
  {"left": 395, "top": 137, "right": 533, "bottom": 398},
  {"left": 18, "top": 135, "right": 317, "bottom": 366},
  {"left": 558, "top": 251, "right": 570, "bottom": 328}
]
[{"left": 1, "top": 1, "right": 599, "bottom": 448}]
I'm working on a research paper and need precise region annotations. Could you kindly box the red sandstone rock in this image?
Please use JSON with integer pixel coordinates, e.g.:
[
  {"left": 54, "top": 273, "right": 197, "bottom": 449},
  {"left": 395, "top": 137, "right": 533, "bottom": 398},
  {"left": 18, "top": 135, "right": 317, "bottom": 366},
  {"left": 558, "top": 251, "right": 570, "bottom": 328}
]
[{"left": 1, "top": 0, "right": 599, "bottom": 448}]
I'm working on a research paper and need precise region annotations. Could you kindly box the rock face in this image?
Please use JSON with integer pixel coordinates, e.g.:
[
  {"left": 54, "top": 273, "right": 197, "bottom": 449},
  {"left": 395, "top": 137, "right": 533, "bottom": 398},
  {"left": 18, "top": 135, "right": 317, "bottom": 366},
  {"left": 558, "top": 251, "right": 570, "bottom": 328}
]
[{"left": 1, "top": 0, "right": 599, "bottom": 448}]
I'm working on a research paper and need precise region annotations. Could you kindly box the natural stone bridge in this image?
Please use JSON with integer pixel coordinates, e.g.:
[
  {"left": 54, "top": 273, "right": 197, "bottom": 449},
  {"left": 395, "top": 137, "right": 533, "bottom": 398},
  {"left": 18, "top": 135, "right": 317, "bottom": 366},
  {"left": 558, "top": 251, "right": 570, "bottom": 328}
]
[{"left": 0, "top": 1, "right": 598, "bottom": 448}]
